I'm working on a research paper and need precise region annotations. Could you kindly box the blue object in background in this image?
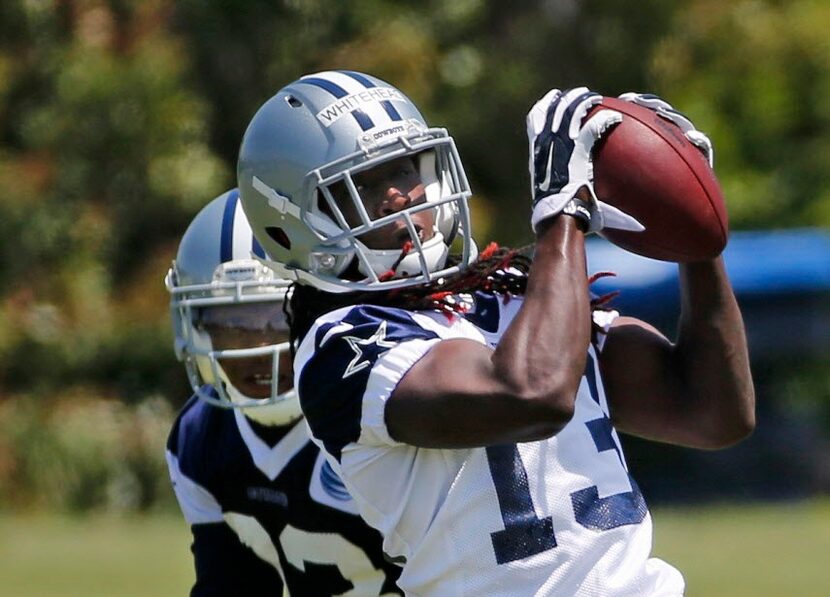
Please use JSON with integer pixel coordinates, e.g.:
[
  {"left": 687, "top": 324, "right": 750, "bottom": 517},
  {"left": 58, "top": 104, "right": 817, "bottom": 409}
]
[
  {"left": 586, "top": 229, "right": 830, "bottom": 503},
  {"left": 586, "top": 229, "right": 830, "bottom": 359}
]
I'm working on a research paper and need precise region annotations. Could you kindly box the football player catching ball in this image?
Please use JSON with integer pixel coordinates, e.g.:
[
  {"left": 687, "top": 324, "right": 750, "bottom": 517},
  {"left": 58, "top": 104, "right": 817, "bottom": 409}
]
[{"left": 237, "top": 71, "right": 755, "bottom": 596}]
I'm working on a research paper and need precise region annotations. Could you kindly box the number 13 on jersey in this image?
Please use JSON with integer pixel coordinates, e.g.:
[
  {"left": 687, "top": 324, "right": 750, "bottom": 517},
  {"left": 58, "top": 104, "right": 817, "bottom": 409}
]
[{"left": 485, "top": 354, "right": 647, "bottom": 564}]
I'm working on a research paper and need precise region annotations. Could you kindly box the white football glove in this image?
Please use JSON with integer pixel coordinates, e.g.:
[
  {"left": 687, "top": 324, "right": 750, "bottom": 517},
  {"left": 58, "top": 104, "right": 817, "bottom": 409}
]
[
  {"left": 527, "top": 87, "right": 644, "bottom": 234},
  {"left": 618, "top": 92, "right": 714, "bottom": 167}
]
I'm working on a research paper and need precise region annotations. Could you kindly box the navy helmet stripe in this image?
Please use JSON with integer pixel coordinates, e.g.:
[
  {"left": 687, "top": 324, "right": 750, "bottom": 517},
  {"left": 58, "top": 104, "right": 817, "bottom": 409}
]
[
  {"left": 340, "top": 70, "right": 377, "bottom": 87},
  {"left": 301, "top": 76, "right": 348, "bottom": 97},
  {"left": 220, "top": 190, "right": 240, "bottom": 263},
  {"left": 301, "top": 76, "right": 374, "bottom": 131},
  {"left": 341, "top": 70, "right": 403, "bottom": 121},
  {"left": 251, "top": 233, "right": 265, "bottom": 259}
]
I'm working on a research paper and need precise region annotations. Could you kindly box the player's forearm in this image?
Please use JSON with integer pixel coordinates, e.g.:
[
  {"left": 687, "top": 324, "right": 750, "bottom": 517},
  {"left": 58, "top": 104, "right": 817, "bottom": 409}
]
[
  {"left": 491, "top": 216, "right": 591, "bottom": 433},
  {"left": 675, "top": 257, "right": 755, "bottom": 446}
]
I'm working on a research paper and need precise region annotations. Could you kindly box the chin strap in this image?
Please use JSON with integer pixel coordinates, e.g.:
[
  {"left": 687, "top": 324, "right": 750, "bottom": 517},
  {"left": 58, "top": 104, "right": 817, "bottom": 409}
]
[
  {"left": 378, "top": 240, "right": 414, "bottom": 282},
  {"left": 356, "top": 231, "right": 450, "bottom": 281}
]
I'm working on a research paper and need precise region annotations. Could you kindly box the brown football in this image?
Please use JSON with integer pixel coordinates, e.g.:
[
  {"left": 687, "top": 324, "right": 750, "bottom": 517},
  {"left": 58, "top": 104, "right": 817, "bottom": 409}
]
[{"left": 588, "top": 97, "right": 728, "bottom": 262}]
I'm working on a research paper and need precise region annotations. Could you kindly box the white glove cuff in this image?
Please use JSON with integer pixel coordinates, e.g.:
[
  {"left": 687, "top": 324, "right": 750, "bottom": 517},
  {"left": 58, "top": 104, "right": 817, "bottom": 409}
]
[{"left": 531, "top": 182, "right": 586, "bottom": 232}]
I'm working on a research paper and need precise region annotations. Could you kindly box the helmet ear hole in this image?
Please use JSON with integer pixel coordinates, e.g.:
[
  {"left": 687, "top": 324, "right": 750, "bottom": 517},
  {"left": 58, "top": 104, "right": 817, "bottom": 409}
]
[{"left": 266, "top": 226, "right": 292, "bottom": 249}]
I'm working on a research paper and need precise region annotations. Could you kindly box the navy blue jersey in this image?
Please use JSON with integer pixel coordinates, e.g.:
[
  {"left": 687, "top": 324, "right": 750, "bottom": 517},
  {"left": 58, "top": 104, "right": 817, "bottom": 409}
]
[{"left": 166, "top": 391, "right": 402, "bottom": 596}]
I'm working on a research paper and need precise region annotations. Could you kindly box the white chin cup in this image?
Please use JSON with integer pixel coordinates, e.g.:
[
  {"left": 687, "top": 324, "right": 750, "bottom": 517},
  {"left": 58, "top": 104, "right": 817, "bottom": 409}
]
[
  {"left": 223, "top": 378, "right": 303, "bottom": 427},
  {"left": 357, "top": 231, "right": 449, "bottom": 279}
]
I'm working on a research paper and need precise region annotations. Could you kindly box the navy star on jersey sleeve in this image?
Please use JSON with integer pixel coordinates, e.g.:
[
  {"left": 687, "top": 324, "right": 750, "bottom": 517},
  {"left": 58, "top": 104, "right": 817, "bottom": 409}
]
[{"left": 297, "top": 305, "right": 440, "bottom": 461}]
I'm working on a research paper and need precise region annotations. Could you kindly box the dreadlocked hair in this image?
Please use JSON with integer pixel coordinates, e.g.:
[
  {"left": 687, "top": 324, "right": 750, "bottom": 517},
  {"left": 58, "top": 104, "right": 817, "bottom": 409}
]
[
  {"left": 283, "top": 242, "right": 620, "bottom": 355},
  {"left": 285, "top": 242, "right": 532, "bottom": 353}
]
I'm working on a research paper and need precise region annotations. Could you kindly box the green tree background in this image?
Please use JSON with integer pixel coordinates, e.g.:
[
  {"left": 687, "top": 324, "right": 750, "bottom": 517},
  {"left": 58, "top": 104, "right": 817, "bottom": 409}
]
[{"left": 0, "top": 0, "right": 828, "bottom": 511}]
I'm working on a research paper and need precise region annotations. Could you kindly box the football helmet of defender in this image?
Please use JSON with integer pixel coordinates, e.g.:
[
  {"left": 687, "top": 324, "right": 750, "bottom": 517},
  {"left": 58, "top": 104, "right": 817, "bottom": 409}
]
[
  {"left": 165, "top": 189, "right": 403, "bottom": 596},
  {"left": 237, "top": 70, "right": 477, "bottom": 293},
  {"left": 166, "top": 189, "right": 299, "bottom": 426}
]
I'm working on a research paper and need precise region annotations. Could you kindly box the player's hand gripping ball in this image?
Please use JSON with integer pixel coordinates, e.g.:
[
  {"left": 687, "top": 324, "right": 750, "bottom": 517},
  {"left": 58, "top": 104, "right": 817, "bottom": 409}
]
[
  {"left": 527, "top": 88, "right": 643, "bottom": 234},
  {"left": 587, "top": 95, "right": 728, "bottom": 262}
]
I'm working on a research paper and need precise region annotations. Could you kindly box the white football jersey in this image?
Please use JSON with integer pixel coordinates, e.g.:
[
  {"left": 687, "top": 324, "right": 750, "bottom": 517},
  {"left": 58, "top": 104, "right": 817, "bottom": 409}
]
[{"left": 295, "top": 291, "right": 684, "bottom": 596}]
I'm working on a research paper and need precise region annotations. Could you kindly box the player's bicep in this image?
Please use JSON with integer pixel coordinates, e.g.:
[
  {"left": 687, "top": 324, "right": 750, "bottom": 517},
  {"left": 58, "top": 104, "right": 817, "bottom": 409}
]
[
  {"left": 599, "top": 316, "right": 691, "bottom": 442},
  {"left": 387, "top": 338, "right": 559, "bottom": 448}
]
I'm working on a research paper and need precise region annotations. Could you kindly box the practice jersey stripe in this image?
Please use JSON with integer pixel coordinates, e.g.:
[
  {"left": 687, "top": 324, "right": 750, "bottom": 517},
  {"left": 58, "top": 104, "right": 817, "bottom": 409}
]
[
  {"left": 165, "top": 451, "right": 224, "bottom": 525},
  {"left": 341, "top": 70, "right": 403, "bottom": 121},
  {"left": 220, "top": 189, "right": 240, "bottom": 263},
  {"left": 300, "top": 77, "right": 375, "bottom": 131},
  {"left": 321, "top": 460, "right": 351, "bottom": 501}
]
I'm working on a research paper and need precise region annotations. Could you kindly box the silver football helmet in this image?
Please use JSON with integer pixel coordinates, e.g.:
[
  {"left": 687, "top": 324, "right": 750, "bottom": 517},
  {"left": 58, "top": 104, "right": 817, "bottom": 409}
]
[
  {"left": 165, "top": 189, "right": 301, "bottom": 426},
  {"left": 237, "top": 70, "right": 477, "bottom": 293}
]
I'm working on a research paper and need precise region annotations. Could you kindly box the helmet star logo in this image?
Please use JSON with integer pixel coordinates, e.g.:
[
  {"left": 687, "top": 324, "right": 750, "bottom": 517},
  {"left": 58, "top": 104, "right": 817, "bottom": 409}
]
[{"left": 342, "top": 321, "right": 397, "bottom": 378}]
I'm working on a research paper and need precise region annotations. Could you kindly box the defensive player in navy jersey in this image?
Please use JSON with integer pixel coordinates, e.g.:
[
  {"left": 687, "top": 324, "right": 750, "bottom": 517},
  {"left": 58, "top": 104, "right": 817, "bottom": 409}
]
[
  {"left": 165, "top": 189, "right": 402, "bottom": 596},
  {"left": 237, "top": 71, "right": 755, "bottom": 596}
]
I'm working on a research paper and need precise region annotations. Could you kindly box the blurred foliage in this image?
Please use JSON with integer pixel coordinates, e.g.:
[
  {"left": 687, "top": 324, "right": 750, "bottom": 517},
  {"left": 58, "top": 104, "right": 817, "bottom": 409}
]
[
  {"left": 0, "top": 0, "right": 226, "bottom": 405},
  {"left": 650, "top": 0, "right": 830, "bottom": 229},
  {"left": 0, "top": 394, "right": 175, "bottom": 512},
  {"left": 0, "top": 0, "right": 828, "bottom": 509}
]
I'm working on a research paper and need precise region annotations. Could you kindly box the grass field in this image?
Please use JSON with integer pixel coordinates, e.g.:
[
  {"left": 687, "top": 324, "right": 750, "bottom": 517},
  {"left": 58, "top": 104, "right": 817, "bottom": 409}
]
[
  {"left": 0, "top": 500, "right": 827, "bottom": 596},
  {"left": 653, "top": 500, "right": 830, "bottom": 596},
  {"left": 0, "top": 513, "right": 193, "bottom": 596}
]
